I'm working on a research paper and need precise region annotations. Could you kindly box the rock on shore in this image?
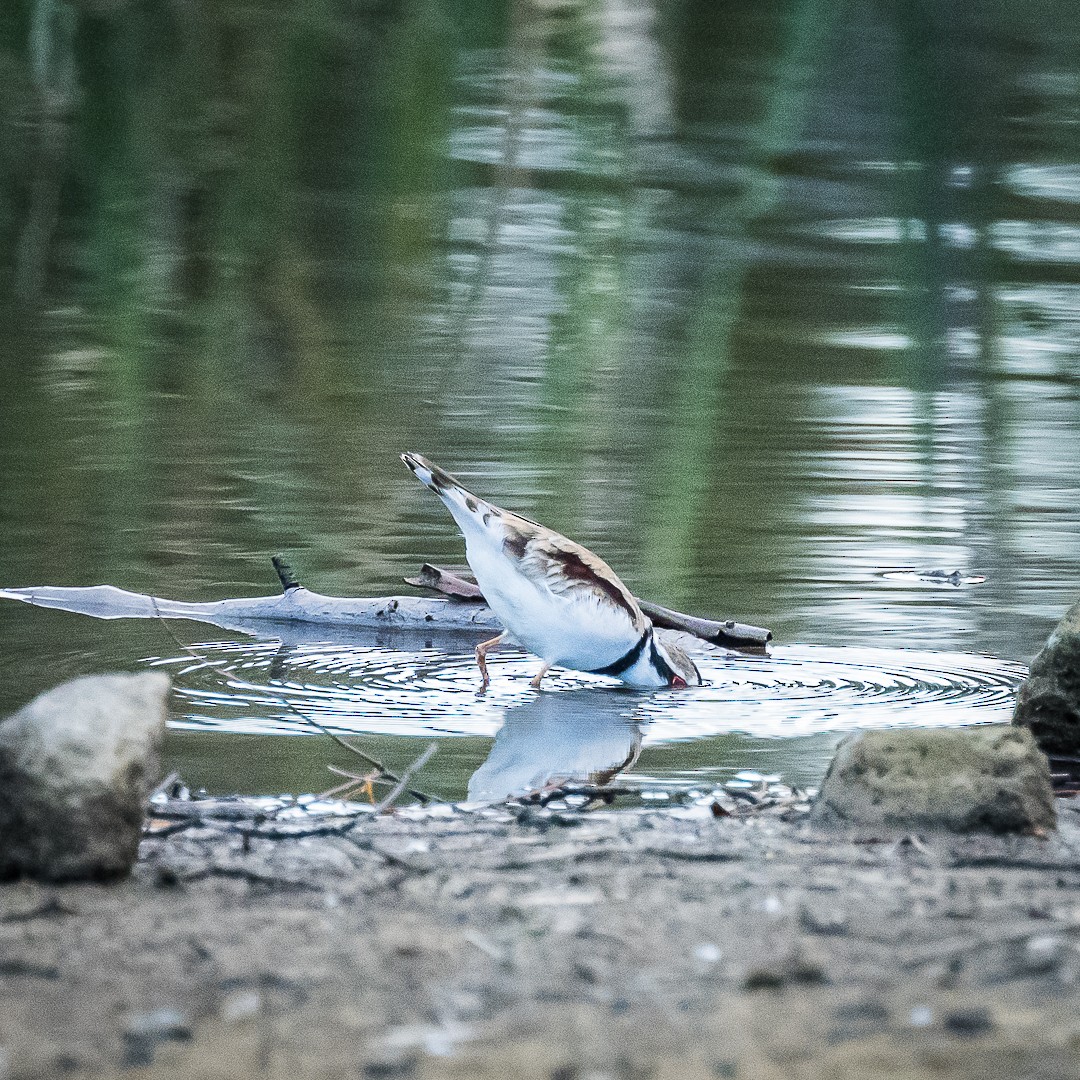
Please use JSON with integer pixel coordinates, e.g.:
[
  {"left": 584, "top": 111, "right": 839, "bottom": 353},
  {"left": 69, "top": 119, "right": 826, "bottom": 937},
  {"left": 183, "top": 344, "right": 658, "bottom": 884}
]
[
  {"left": 811, "top": 726, "right": 1056, "bottom": 834},
  {"left": 0, "top": 672, "right": 170, "bottom": 881},
  {"left": 1014, "top": 597, "right": 1080, "bottom": 757}
]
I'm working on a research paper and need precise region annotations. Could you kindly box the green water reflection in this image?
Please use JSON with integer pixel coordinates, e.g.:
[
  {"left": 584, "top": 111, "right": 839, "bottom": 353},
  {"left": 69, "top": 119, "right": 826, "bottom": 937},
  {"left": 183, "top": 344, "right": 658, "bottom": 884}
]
[{"left": 2, "top": 0, "right": 1080, "bottom": 795}]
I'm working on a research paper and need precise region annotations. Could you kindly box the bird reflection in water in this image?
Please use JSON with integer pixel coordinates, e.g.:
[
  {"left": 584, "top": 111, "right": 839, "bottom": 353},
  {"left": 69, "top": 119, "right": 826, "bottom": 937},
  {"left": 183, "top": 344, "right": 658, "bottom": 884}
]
[{"left": 467, "top": 688, "right": 643, "bottom": 804}]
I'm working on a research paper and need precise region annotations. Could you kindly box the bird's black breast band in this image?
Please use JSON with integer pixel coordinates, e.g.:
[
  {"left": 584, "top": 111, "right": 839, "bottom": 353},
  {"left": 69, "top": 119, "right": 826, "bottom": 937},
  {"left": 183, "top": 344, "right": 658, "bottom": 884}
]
[
  {"left": 587, "top": 628, "right": 653, "bottom": 678},
  {"left": 648, "top": 636, "right": 679, "bottom": 684}
]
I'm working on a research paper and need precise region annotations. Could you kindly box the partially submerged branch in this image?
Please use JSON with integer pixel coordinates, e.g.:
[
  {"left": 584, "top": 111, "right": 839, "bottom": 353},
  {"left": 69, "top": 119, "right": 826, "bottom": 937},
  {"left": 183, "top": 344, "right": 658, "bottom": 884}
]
[
  {"left": 638, "top": 600, "right": 771, "bottom": 652},
  {"left": 0, "top": 580, "right": 503, "bottom": 635},
  {"left": 405, "top": 563, "right": 772, "bottom": 653},
  {"left": 1, "top": 556, "right": 771, "bottom": 653},
  {"left": 372, "top": 743, "right": 438, "bottom": 814}
]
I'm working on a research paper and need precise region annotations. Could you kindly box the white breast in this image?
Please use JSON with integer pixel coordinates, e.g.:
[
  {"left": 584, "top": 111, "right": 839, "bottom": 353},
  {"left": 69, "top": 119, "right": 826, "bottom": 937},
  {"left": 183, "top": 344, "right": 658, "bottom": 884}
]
[{"left": 465, "top": 538, "right": 640, "bottom": 671}]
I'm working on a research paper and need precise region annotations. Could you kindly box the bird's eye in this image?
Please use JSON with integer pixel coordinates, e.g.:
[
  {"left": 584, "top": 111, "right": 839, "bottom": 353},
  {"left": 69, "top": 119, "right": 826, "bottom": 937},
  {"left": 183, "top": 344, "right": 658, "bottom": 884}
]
[{"left": 671, "top": 675, "right": 688, "bottom": 689}]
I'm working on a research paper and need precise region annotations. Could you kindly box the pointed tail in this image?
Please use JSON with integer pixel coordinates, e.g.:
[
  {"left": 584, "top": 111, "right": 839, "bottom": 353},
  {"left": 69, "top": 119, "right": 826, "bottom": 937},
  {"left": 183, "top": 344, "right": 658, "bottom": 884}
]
[
  {"left": 400, "top": 452, "right": 467, "bottom": 496},
  {"left": 401, "top": 452, "right": 494, "bottom": 533}
]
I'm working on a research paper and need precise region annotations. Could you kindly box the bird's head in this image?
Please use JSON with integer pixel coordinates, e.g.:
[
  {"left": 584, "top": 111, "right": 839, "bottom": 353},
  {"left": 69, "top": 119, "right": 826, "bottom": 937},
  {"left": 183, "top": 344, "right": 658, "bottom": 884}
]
[{"left": 652, "top": 631, "right": 703, "bottom": 688}]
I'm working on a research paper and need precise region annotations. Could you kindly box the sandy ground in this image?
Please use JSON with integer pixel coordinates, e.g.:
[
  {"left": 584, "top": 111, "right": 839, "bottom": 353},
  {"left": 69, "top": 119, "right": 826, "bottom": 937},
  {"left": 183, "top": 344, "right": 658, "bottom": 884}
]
[{"left": 3, "top": 802, "right": 1080, "bottom": 1080}]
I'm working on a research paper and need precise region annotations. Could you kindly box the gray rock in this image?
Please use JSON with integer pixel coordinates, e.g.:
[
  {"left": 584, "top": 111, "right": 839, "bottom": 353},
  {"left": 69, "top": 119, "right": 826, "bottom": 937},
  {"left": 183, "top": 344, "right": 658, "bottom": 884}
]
[
  {"left": 0, "top": 672, "right": 170, "bottom": 881},
  {"left": 1014, "top": 598, "right": 1080, "bottom": 757},
  {"left": 742, "top": 942, "right": 827, "bottom": 990},
  {"left": 811, "top": 726, "right": 1055, "bottom": 834}
]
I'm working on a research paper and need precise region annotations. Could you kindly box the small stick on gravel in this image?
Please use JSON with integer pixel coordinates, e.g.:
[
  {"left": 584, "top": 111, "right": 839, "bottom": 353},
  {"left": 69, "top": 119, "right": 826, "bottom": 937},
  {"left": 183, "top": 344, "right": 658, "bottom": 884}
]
[
  {"left": 319, "top": 765, "right": 383, "bottom": 802},
  {"left": 149, "top": 771, "right": 182, "bottom": 799},
  {"left": 518, "top": 784, "right": 634, "bottom": 809}
]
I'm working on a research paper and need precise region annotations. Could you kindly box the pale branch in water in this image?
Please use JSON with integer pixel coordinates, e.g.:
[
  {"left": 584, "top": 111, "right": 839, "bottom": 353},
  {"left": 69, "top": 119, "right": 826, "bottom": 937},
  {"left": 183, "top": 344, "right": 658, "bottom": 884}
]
[
  {"left": 0, "top": 579, "right": 504, "bottom": 635},
  {"left": 0, "top": 556, "right": 770, "bottom": 651}
]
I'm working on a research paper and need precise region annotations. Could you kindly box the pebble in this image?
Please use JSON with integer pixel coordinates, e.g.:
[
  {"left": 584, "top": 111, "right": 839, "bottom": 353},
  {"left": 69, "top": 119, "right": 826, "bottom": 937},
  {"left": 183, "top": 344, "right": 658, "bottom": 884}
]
[
  {"left": 220, "top": 990, "right": 262, "bottom": 1022},
  {"left": 1025, "top": 935, "right": 1065, "bottom": 971},
  {"left": 944, "top": 1007, "right": 995, "bottom": 1036},
  {"left": 125, "top": 1008, "right": 191, "bottom": 1039},
  {"left": 743, "top": 945, "right": 826, "bottom": 990},
  {"left": 799, "top": 905, "right": 850, "bottom": 935},
  {"left": 835, "top": 999, "right": 888, "bottom": 1022},
  {"left": 759, "top": 895, "right": 783, "bottom": 915},
  {"left": 909, "top": 1006, "right": 933, "bottom": 1027},
  {"left": 122, "top": 1008, "right": 192, "bottom": 1068}
]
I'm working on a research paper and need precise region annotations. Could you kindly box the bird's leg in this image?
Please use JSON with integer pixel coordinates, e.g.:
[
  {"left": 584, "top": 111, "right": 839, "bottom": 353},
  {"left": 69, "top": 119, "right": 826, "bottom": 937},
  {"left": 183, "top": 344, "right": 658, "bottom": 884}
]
[
  {"left": 529, "top": 662, "right": 552, "bottom": 690},
  {"left": 475, "top": 631, "right": 507, "bottom": 693}
]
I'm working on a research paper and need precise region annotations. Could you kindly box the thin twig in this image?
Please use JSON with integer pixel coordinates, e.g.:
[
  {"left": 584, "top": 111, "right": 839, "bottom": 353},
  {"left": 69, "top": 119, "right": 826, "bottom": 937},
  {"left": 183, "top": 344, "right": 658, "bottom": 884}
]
[
  {"left": 372, "top": 742, "right": 438, "bottom": 814},
  {"left": 0, "top": 897, "right": 76, "bottom": 923},
  {"left": 166, "top": 865, "right": 324, "bottom": 891},
  {"left": 151, "top": 601, "right": 440, "bottom": 804},
  {"left": 318, "top": 766, "right": 381, "bottom": 802},
  {"left": 901, "top": 923, "right": 1080, "bottom": 970},
  {"left": 325, "top": 764, "right": 385, "bottom": 784},
  {"left": 149, "top": 771, "right": 182, "bottom": 799},
  {"left": 143, "top": 818, "right": 200, "bottom": 839}
]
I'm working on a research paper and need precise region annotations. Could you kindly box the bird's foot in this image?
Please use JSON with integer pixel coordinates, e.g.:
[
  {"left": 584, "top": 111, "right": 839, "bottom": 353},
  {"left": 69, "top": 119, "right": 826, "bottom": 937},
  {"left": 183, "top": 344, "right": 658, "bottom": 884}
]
[{"left": 529, "top": 662, "right": 552, "bottom": 690}]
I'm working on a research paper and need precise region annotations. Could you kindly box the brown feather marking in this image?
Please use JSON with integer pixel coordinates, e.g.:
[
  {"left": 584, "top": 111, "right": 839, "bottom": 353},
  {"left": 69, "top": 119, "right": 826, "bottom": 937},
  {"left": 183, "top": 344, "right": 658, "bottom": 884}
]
[
  {"left": 427, "top": 463, "right": 454, "bottom": 493},
  {"left": 465, "top": 495, "right": 478, "bottom": 512},
  {"left": 502, "top": 530, "right": 528, "bottom": 560},
  {"left": 547, "top": 549, "right": 639, "bottom": 620}
]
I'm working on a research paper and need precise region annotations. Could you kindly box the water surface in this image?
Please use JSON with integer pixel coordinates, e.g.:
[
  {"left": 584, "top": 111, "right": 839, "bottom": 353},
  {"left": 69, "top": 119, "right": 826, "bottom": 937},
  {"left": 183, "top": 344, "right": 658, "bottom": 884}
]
[{"left": 1, "top": 0, "right": 1079, "bottom": 800}]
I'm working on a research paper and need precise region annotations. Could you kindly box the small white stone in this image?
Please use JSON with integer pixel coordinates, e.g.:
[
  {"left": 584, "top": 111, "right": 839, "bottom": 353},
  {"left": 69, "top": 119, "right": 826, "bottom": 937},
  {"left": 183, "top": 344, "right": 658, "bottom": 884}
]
[
  {"left": 220, "top": 991, "right": 262, "bottom": 1023},
  {"left": 126, "top": 1008, "right": 190, "bottom": 1038},
  {"left": 910, "top": 1006, "right": 933, "bottom": 1027}
]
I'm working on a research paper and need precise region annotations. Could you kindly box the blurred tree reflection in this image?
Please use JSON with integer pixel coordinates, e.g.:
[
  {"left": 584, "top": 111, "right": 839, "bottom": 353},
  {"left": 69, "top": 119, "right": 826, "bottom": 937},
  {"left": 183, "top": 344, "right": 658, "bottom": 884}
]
[{"left": 1, "top": 0, "right": 1080, "bottom": 626}]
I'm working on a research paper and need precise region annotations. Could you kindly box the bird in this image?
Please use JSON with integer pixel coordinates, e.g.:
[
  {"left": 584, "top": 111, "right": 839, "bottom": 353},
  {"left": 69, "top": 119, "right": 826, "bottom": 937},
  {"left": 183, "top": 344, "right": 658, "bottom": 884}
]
[{"left": 401, "top": 452, "right": 702, "bottom": 691}]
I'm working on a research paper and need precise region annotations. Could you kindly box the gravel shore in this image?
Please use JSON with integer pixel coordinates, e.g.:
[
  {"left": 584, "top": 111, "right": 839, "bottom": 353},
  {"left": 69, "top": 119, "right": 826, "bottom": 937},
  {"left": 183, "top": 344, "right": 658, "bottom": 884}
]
[{"left": 3, "top": 800, "right": 1080, "bottom": 1079}]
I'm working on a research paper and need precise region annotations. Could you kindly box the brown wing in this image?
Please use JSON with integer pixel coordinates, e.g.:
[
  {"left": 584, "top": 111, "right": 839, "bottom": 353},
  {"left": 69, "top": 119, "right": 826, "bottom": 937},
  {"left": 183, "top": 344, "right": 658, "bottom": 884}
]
[{"left": 499, "top": 516, "right": 648, "bottom": 634}]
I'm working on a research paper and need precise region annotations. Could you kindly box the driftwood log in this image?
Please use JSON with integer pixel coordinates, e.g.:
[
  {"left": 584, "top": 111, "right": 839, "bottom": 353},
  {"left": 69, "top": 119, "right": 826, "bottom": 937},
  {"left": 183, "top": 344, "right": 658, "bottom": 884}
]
[{"left": 0, "top": 556, "right": 771, "bottom": 653}]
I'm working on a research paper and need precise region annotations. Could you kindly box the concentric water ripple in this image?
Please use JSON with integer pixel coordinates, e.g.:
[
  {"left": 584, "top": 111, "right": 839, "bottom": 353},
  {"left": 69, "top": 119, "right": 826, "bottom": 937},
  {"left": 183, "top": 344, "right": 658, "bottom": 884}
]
[{"left": 153, "top": 641, "right": 1026, "bottom": 744}]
